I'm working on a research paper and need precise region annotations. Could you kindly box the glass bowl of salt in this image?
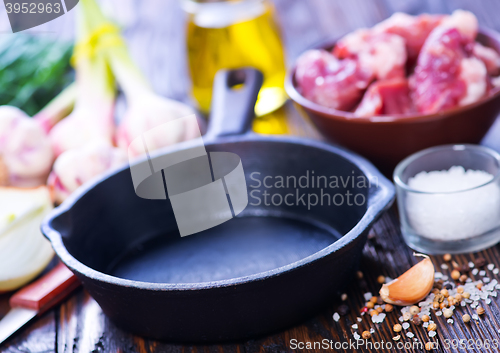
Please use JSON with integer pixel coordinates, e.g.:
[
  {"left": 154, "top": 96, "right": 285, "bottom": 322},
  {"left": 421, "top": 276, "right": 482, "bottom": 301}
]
[{"left": 394, "top": 144, "right": 500, "bottom": 254}]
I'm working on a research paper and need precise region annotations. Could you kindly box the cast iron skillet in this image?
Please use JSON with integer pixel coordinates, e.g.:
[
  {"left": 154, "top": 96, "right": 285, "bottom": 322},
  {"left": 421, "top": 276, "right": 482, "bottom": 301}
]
[{"left": 42, "top": 68, "right": 395, "bottom": 342}]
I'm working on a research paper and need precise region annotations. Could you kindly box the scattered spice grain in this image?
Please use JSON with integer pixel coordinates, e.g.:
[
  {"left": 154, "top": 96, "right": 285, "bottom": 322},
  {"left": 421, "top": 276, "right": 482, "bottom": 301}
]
[{"left": 409, "top": 306, "right": 420, "bottom": 315}]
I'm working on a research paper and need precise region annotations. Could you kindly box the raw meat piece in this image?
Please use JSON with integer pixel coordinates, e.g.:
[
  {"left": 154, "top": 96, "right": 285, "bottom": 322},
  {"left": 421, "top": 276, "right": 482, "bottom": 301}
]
[
  {"left": 355, "top": 78, "right": 413, "bottom": 117},
  {"left": 296, "top": 49, "right": 373, "bottom": 110},
  {"left": 411, "top": 11, "right": 486, "bottom": 113},
  {"left": 334, "top": 29, "right": 370, "bottom": 59},
  {"left": 335, "top": 13, "right": 444, "bottom": 68},
  {"left": 373, "top": 13, "right": 446, "bottom": 61},
  {"left": 473, "top": 42, "right": 500, "bottom": 76},
  {"left": 411, "top": 28, "right": 467, "bottom": 113},
  {"left": 295, "top": 50, "right": 333, "bottom": 100},
  {"left": 334, "top": 31, "right": 407, "bottom": 80},
  {"left": 411, "top": 28, "right": 466, "bottom": 113},
  {"left": 357, "top": 33, "right": 407, "bottom": 80},
  {"left": 492, "top": 76, "right": 500, "bottom": 88},
  {"left": 459, "top": 57, "right": 488, "bottom": 105},
  {"left": 438, "top": 9, "right": 478, "bottom": 41}
]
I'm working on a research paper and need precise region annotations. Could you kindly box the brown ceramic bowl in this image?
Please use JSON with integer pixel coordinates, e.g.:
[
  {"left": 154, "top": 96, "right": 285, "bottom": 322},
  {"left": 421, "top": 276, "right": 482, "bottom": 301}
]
[{"left": 285, "top": 28, "right": 500, "bottom": 174}]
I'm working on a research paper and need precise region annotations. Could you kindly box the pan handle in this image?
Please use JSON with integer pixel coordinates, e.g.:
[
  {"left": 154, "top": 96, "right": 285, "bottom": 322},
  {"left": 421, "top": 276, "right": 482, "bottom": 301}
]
[{"left": 205, "top": 68, "right": 263, "bottom": 139}]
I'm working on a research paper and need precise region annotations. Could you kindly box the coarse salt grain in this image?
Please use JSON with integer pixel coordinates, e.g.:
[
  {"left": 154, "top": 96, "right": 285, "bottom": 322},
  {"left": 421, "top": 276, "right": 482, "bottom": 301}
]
[
  {"left": 494, "top": 269, "right": 499, "bottom": 275},
  {"left": 429, "top": 331, "right": 436, "bottom": 338},
  {"left": 469, "top": 262, "right": 475, "bottom": 268},
  {"left": 486, "top": 298, "right": 492, "bottom": 305},
  {"left": 406, "top": 166, "right": 500, "bottom": 240},
  {"left": 352, "top": 324, "right": 358, "bottom": 329},
  {"left": 441, "top": 264, "right": 449, "bottom": 270},
  {"left": 364, "top": 292, "right": 373, "bottom": 301},
  {"left": 423, "top": 322, "right": 429, "bottom": 328},
  {"left": 406, "top": 332, "right": 414, "bottom": 338},
  {"left": 357, "top": 317, "right": 362, "bottom": 322},
  {"left": 333, "top": 313, "right": 340, "bottom": 322},
  {"left": 447, "top": 319, "right": 454, "bottom": 324},
  {"left": 484, "top": 277, "right": 491, "bottom": 283},
  {"left": 488, "top": 264, "right": 495, "bottom": 271},
  {"left": 402, "top": 322, "right": 410, "bottom": 330},
  {"left": 480, "top": 270, "right": 486, "bottom": 276},
  {"left": 472, "top": 314, "right": 479, "bottom": 320},
  {"left": 472, "top": 269, "right": 479, "bottom": 275},
  {"left": 354, "top": 332, "right": 361, "bottom": 340},
  {"left": 372, "top": 313, "right": 386, "bottom": 324},
  {"left": 436, "top": 311, "right": 443, "bottom": 316},
  {"left": 370, "top": 328, "right": 375, "bottom": 334}
]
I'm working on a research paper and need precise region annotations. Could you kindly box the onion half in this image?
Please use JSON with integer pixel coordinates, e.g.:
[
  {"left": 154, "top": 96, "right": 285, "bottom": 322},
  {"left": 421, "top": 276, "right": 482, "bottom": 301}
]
[{"left": 0, "top": 186, "right": 54, "bottom": 292}]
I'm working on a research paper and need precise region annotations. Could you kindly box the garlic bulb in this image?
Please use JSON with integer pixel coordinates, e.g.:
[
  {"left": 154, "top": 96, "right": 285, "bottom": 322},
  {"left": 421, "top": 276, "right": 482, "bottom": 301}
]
[
  {"left": 0, "top": 106, "right": 54, "bottom": 187},
  {"left": 116, "top": 93, "right": 197, "bottom": 157},
  {"left": 48, "top": 140, "right": 127, "bottom": 204}
]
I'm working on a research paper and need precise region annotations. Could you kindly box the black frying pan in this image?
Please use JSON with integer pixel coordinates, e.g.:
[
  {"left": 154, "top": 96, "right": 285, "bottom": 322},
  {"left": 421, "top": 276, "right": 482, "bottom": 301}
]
[{"left": 42, "top": 68, "right": 395, "bottom": 342}]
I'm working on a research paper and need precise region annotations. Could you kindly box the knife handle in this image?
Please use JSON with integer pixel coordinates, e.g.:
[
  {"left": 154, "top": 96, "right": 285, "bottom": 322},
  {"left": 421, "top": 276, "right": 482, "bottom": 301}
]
[{"left": 9, "top": 262, "right": 80, "bottom": 314}]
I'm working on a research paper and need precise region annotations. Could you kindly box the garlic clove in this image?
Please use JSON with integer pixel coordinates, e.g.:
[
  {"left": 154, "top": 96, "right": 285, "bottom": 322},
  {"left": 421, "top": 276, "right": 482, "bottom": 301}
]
[{"left": 380, "top": 256, "right": 434, "bottom": 305}]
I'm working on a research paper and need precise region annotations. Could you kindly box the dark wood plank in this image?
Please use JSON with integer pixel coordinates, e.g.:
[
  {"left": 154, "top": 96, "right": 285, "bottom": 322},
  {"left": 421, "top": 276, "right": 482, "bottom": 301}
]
[
  {"left": 0, "top": 310, "right": 56, "bottom": 353},
  {"left": 57, "top": 290, "right": 139, "bottom": 353}
]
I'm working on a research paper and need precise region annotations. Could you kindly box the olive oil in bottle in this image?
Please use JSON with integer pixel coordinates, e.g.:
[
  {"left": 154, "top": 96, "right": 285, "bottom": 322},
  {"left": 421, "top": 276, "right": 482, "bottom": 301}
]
[{"left": 184, "top": 0, "right": 287, "bottom": 133}]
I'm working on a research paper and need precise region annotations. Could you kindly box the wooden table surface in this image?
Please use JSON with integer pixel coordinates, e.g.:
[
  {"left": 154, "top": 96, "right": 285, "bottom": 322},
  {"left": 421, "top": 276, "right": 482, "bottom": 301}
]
[{"left": 2, "top": 0, "right": 500, "bottom": 352}]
